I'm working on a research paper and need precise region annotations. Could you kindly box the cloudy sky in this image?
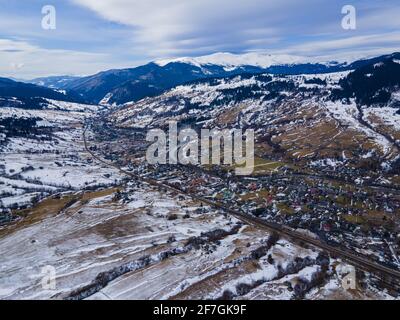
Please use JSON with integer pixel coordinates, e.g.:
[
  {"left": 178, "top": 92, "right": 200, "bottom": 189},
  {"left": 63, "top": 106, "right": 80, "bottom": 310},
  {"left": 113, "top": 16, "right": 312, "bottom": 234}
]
[{"left": 1, "top": 0, "right": 399, "bottom": 79}]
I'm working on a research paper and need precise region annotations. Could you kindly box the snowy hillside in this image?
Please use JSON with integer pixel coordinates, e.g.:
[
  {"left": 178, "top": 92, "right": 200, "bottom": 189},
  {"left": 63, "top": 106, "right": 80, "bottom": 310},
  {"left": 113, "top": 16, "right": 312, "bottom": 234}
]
[
  {"left": 111, "top": 68, "right": 400, "bottom": 176},
  {"left": 0, "top": 100, "right": 120, "bottom": 214}
]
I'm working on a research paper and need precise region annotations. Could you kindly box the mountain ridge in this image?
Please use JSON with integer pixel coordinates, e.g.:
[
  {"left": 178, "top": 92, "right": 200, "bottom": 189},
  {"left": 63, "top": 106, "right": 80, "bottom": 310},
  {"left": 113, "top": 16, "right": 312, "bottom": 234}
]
[
  {"left": 21, "top": 51, "right": 400, "bottom": 106},
  {"left": 0, "top": 77, "right": 90, "bottom": 109}
]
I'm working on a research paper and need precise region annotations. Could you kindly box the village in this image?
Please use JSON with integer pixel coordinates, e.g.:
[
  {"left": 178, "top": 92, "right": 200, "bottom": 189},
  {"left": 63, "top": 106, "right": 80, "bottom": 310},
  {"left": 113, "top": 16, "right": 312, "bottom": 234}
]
[{"left": 88, "top": 119, "right": 400, "bottom": 272}]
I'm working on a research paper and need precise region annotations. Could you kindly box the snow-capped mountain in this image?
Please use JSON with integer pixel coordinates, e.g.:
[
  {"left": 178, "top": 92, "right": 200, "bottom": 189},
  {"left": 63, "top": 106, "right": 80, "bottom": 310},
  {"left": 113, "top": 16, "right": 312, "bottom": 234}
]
[
  {"left": 27, "top": 52, "right": 398, "bottom": 106},
  {"left": 155, "top": 52, "right": 333, "bottom": 69},
  {"left": 61, "top": 61, "right": 271, "bottom": 105}
]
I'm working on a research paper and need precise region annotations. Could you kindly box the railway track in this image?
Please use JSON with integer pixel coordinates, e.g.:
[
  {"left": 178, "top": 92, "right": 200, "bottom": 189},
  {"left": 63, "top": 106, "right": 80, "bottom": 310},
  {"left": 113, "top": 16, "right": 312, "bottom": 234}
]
[{"left": 83, "top": 128, "right": 400, "bottom": 292}]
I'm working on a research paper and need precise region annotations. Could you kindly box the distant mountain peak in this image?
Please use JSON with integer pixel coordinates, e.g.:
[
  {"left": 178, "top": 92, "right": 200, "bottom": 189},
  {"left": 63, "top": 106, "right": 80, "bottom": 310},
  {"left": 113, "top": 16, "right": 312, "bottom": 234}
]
[{"left": 155, "top": 52, "right": 334, "bottom": 69}]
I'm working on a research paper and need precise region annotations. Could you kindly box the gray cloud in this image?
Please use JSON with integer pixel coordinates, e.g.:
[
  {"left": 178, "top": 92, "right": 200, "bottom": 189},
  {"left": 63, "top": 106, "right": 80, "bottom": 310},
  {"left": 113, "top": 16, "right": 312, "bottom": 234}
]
[{"left": 71, "top": 0, "right": 400, "bottom": 60}]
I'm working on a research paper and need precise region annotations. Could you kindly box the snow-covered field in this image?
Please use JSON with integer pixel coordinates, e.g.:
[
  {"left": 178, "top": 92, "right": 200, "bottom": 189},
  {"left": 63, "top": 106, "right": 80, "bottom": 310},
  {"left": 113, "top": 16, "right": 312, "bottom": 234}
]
[
  {"left": 0, "top": 182, "right": 389, "bottom": 300},
  {"left": 0, "top": 101, "right": 121, "bottom": 210}
]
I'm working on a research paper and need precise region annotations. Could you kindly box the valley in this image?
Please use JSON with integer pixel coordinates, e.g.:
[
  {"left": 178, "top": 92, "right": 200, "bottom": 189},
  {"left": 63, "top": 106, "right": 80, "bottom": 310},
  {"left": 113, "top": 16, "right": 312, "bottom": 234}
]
[
  {"left": 1, "top": 52, "right": 400, "bottom": 300},
  {"left": 0, "top": 100, "right": 121, "bottom": 222}
]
